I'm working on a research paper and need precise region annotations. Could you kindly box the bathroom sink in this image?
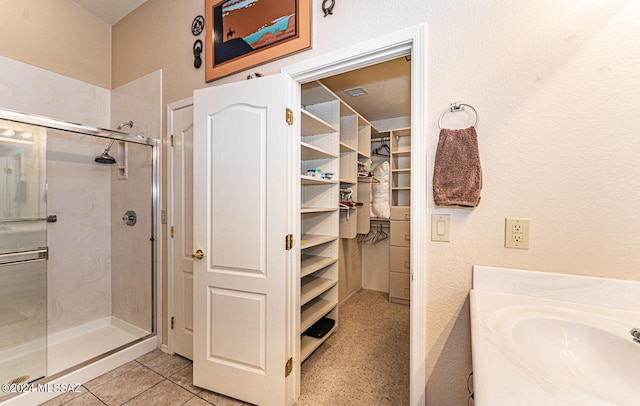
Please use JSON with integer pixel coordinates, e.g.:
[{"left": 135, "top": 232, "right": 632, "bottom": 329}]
[{"left": 471, "top": 290, "right": 640, "bottom": 405}]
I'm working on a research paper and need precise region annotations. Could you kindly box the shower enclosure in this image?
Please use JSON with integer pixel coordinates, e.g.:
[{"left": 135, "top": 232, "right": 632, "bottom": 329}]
[{"left": 0, "top": 109, "right": 157, "bottom": 401}]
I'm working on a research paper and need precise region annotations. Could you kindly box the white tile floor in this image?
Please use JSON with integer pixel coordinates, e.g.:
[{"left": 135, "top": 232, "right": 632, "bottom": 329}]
[
  {"left": 36, "top": 289, "right": 408, "bottom": 406},
  {"left": 41, "top": 350, "right": 250, "bottom": 406}
]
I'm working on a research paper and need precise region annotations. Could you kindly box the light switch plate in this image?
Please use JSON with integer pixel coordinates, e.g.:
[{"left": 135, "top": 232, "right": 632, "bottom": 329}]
[{"left": 431, "top": 214, "right": 451, "bottom": 242}]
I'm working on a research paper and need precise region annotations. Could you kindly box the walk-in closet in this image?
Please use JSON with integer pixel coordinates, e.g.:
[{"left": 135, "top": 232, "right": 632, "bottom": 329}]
[
  {"left": 297, "top": 56, "right": 412, "bottom": 405},
  {"left": 180, "top": 53, "right": 414, "bottom": 405}
]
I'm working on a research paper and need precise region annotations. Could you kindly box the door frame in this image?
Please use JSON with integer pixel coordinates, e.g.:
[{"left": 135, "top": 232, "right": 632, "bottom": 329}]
[
  {"left": 283, "top": 23, "right": 427, "bottom": 406},
  {"left": 166, "top": 96, "right": 194, "bottom": 355},
  {"left": 166, "top": 23, "right": 428, "bottom": 404}
]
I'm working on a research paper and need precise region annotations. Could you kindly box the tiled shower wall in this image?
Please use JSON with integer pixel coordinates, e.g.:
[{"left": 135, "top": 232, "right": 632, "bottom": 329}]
[
  {"left": 46, "top": 130, "right": 112, "bottom": 333},
  {"left": 110, "top": 142, "right": 154, "bottom": 332},
  {"left": 0, "top": 56, "right": 160, "bottom": 335},
  {"left": 110, "top": 70, "right": 162, "bottom": 333}
]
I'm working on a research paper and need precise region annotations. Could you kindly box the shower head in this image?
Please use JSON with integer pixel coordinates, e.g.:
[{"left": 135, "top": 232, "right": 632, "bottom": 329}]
[
  {"left": 94, "top": 121, "right": 135, "bottom": 165},
  {"left": 95, "top": 139, "right": 116, "bottom": 164},
  {"left": 94, "top": 150, "right": 116, "bottom": 164}
]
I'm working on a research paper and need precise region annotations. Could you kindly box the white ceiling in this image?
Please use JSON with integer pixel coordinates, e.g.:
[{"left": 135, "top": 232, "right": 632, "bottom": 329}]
[
  {"left": 73, "top": 0, "right": 148, "bottom": 25},
  {"left": 71, "top": 1, "right": 410, "bottom": 123},
  {"left": 320, "top": 57, "right": 411, "bottom": 125}
]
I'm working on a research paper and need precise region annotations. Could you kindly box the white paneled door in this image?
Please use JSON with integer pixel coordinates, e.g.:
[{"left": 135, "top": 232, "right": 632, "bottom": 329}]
[
  {"left": 168, "top": 99, "right": 195, "bottom": 360},
  {"left": 193, "top": 74, "right": 297, "bottom": 406}
]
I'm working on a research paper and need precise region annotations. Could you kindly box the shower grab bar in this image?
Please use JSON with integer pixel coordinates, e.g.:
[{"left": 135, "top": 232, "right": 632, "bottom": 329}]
[{"left": 0, "top": 248, "right": 48, "bottom": 267}]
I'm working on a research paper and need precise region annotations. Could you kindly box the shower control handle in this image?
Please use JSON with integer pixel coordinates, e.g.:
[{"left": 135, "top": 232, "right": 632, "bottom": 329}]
[
  {"left": 192, "top": 249, "right": 205, "bottom": 260},
  {"left": 123, "top": 210, "right": 137, "bottom": 226}
]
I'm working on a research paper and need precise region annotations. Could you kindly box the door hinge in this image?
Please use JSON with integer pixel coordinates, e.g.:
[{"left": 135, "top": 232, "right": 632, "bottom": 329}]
[
  {"left": 285, "top": 234, "right": 293, "bottom": 250},
  {"left": 285, "top": 357, "right": 293, "bottom": 377},
  {"left": 171, "top": 226, "right": 174, "bottom": 238},
  {"left": 285, "top": 108, "right": 293, "bottom": 126},
  {"left": 171, "top": 316, "right": 175, "bottom": 329},
  {"left": 170, "top": 134, "right": 175, "bottom": 147}
]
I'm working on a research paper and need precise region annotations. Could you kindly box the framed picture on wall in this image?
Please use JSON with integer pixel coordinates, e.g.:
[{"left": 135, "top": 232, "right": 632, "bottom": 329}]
[{"left": 204, "top": 0, "right": 311, "bottom": 82}]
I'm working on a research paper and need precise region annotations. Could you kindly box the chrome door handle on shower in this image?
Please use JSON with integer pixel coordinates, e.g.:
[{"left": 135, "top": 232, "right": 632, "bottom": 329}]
[
  {"left": 192, "top": 250, "right": 205, "bottom": 260},
  {"left": 0, "top": 248, "right": 48, "bottom": 267}
]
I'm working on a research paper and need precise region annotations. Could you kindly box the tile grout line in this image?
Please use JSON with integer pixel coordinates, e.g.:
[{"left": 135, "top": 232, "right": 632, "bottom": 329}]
[{"left": 84, "top": 363, "right": 165, "bottom": 406}]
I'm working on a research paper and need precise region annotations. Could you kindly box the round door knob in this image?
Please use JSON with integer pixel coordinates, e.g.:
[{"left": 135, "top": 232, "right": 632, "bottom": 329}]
[{"left": 192, "top": 249, "right": 205, "bottom": 260}]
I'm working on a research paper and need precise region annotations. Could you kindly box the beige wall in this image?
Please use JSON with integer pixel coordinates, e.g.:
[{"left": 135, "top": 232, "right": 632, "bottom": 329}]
[
  {"left": 113, "top": 1, "right": 640, "bottom": 405},
  {"left": 2, "top": 0, "right": 636, "bottom": 405},
  {"left": 0, "top": 0, "right": 111, "bottom": 88},
  {"left": 112, "top": 0, "right": 204, "bottom": 101},
  {"left": 338, "top": 239, "right": 363, "bottom": 303}
]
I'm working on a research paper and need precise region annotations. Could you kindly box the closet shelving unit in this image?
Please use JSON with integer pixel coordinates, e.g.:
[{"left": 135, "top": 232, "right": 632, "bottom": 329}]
[
  {"left": 299, "top": 81, "right": 340, "bottom": 362},
  {"left": 339, "top": 102, "right": 375, "bottom": 238},
  {"left": 389, "top": 127, "right": 412, "bottom": 304}
]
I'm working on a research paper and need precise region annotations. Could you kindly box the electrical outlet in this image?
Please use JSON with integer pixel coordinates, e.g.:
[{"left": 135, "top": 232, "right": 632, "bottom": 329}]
[{"left": 505, "top": 218, "right": 530, "bottom": 249}]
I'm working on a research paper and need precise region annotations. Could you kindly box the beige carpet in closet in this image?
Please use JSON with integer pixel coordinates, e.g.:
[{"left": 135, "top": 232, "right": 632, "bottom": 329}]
[{"left": 297, "top": 289, "right": 410, "bottom": 405}]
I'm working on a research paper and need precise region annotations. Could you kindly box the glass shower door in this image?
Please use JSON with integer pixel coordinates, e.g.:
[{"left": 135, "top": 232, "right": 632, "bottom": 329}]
[{"left": 0, "top": 119, "right": 47, "bottom": 390}]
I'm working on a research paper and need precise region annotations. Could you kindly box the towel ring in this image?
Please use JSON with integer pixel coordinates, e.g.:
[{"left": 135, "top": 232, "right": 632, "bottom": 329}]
[{"left": 438, "top": 102, "right": 479, "bottom": 130}]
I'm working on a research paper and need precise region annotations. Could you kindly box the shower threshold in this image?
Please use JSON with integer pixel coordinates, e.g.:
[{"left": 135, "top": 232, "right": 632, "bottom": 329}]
[
  {"left": 1, "top": 317, "right": 155, "bottom": 405},
  {"left": 48, "top": 316, "right": 149, "bottom": 375}
]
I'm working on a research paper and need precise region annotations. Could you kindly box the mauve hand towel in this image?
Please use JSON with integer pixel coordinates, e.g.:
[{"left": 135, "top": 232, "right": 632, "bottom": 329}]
[{"left": 432, "top": 127, "right": 482, "bottom": 207}]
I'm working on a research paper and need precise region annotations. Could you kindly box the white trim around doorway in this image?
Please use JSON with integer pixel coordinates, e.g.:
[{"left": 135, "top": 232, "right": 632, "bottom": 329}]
[{"left": 283, "top": 23, "right": 428, "bottom": 406}]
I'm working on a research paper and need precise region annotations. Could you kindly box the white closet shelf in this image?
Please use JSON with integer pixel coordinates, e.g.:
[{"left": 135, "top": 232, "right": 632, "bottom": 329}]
[
  {"left": 392, "top": 146, "right": 411, "bottom": 154},
  {"left": 301, "top": 207, "right": 338, "bottom": 214},
  {"left": 300, "top": 324, "right": 337, "bottom": 362},
  {"left": 339, "top": 142, "right": 357, "bottom": 153},
  {"left": 301, "top": 81, "right": 337, "bottom": 106},
  {"left": 301, "top": 298, "right": 337, "bottom": 332},
  {"left": 339, "top": 177, "right": 358, "bottom": 184},
  {"left": 300, "top": 234, "right": 338, "bottom": 249},
  {"left": 300, "top": 175, "right": 338, "bottom": 185},
  {"left": 358, "top": 150, "right": 371, "bottom": 159},
  {"left": 301, "top": 142, "right": 338, "bottom": 160},
  {"left": 299, "top": 80, "right": 340, "bottom": 366},
  {"left": 301, "top": 277, "right": 338, "bottom": 305},
  {"left": 389, "top": 127, "right": 411, "bottom": 305},
  {"left": 301, "top": 109, "right": 337, "bottom": 136},
  {"left": 301, "top": 255, "right": 338, "bottom": 278},
  {"left": 339, "top": 100, "right": 357, "bottom": 117}
]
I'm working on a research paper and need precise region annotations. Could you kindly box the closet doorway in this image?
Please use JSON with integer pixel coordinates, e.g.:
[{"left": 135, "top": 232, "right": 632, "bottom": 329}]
[
  {"left": 167, "top": 24, "right": 427, "bottom": 406},
  {"left": 295, "top": 57, "right": 413, "bottom": 405},
  {"left": 286, "top": 25, "right": 427, "bottom": 405}
]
